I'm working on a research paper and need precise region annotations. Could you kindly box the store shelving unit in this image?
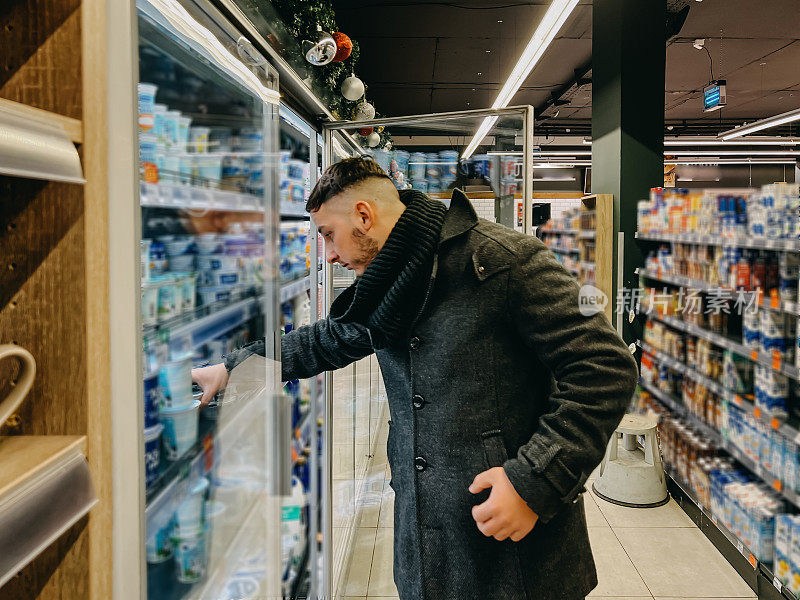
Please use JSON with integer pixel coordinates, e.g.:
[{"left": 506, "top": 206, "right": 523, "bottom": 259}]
[
  {"left": 0, "top": 1, "right": 114, "bottom": 596},
  {"left": 635, "top": 191, "right": 800, "bottom": 600}
]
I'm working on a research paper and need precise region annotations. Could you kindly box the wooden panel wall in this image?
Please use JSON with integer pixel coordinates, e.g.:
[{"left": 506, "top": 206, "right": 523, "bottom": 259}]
[{"left": 0, "top": 0, "right": 94, "bottom": 597}]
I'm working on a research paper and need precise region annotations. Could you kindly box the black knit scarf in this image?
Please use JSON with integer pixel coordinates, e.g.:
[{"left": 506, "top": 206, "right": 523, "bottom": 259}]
[{"left": 329, "top": 190, "right": 448, "bottom": 349}]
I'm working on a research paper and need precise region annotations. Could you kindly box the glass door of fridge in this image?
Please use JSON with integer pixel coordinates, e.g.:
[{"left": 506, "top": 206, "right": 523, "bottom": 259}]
[
  {"left": 135, "top": 0, "right": 284, "bottom": 598},
  {"left": 320, "top": 107, "right": 534, "bottom": 599}
]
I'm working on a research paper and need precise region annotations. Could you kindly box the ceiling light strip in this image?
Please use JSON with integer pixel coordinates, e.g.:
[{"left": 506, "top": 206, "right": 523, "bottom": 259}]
[
  {"left": 720, "top": 107, "right": 800, "bottom": 140},
  {"left": 461, "top": 0, "right": 580, "bottom": 159}
]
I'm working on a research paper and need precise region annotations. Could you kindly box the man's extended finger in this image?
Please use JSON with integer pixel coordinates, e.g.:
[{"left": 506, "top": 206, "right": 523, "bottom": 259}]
[
  {"left": 471, "top": 500, "right": 494, "bottom": 523},
  {"left": 476, "top": 518, "right": 500, "bottom": 537},
  {"left": 468, "top": 469, "right": 495, "bottom": 494}
]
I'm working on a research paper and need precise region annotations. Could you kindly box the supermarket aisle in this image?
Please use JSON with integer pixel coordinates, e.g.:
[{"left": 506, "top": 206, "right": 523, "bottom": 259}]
[{"left": 341, "top": 432, "right": 757, "bottom": 600}]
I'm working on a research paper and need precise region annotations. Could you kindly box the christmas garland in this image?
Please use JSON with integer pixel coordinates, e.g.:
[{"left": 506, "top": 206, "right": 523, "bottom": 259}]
[{"left": 268, "top": 0, "right": 391, "bottom": 148}]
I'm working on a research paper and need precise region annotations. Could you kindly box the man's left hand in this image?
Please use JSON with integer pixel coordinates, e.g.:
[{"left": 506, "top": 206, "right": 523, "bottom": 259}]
[{"left": 469, "top": 466, "right": 538, "bottom": 542}]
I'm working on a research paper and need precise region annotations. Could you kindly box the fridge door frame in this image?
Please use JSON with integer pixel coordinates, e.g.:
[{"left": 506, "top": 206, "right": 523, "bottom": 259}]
[
  {"left": 320, "top": 105, "right": 534, "bottom": 599},
  {"left": 107, "top": 0, "right": 283, "bottom": 597}
]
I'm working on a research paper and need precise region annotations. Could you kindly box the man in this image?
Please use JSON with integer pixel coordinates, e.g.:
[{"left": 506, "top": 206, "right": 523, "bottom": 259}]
[{"left": 193, "top": 157, "right": 639, "bottom": 600}]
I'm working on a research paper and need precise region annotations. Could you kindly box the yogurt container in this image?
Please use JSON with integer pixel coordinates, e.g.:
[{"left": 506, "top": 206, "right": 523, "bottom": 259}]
[
  {"left": 197, "top": 155, "right": 223, "bottom": 188},
  {"left": 156, "top": 279, "right": 180, "bottom": 322},
  {"left": 149, "top": 241, "right": 167, "bottom": 276},
  {"left": 160, "top": 399, "right": 201, "bottom": 460},
  {"left": 145, "top": 518, "right": 173, "bottom": 563},
  {"left": 163, "top": 110, "right": 181, "bottom": 148},
  {"left": 198, "top": 254, "right": 239, "bottom": 271},
  {"left": 203, "top": 269, "right": 239, "bottom": 287},
  {"left": 196, "top": 234, "right": 224, "bottom": 255},
  {"left": 409, "top": 153, "right": 426, "bottom": 180},
  {"left": 143, "top": 423, "right": 164, "bottom": 488},
  {"left": 410, "top": 179, "right": 428, "bottom": 193},
  {"left": 137, "top": 83, "right": 158, "bottom": 132},
  {"left": 198, "top": 286, "right": 232, "bottom": 306},
  {"left": 142, "top": 282, "right": 159, "bottom": 327},
  {"left": 174, "top": 476, "right": 210, "bottom": 537},
  {"left": 173, "top": 531, "right": 207, "bottom": 584},
  {"left": 152, "top": 104, "right": 168, "bottom": 143},
  {"left": 189, "top": 126, "right": 211, "bottom": 153},
  {"left": 177, "top": 116, "right": 192, "bottom": 150},
  {"left": 141, "top": 239, "right": 152, "bottom": 281},
  {"left": 180, "top": 274, "right": 197, "bottom": 314},
  {"left": 169, "top": 254, "right": 196, "bottom": 272},
  {"left": 158, "top": 357, "right": 193, "bottom": 408},
  {"left": 142, "top": 371, "right": 161, "bottom": 428},
  {"left": 164, "top": 236, "right": 195, "bottom": 257}
]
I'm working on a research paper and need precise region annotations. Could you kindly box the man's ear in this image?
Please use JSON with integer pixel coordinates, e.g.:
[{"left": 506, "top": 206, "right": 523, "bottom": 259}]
[{"left": 354, "top": 200, "right": 375, "bottom": 231}]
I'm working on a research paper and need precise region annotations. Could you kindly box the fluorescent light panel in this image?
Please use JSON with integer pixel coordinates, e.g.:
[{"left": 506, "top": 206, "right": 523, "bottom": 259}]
[
  {"left": 461, "top": 0, "right": 580, "bottom": 159},
  {"left": 720, "top": 107, "right": 800, "bottom": 140}
]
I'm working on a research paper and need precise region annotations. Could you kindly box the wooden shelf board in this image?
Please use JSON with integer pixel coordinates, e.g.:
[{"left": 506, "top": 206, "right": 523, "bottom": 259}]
[
  {"left": 0, "top": 435, "right": 87, "bottom": 499},
  {"left": 0, "top": 98, "right": 83, "bottom": 144}
]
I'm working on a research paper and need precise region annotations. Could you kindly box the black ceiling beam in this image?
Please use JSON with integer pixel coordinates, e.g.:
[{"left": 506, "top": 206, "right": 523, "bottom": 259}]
[{"left": 535, "top": 62, "right": 593, "bottom": 121}]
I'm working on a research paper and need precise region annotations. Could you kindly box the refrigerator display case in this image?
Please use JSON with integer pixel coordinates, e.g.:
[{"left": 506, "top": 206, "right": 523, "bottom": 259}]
[{"left": 134, "top": 0, "right": 285, "bottom": 597}]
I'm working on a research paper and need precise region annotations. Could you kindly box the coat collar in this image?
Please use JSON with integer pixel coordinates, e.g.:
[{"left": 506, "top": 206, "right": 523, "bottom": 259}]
[{"left": 439, "top": 188, "right": 479, "bottom": 246}]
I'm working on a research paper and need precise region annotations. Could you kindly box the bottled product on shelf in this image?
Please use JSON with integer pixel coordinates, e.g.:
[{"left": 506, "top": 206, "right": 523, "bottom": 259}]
[
  {"left": 633, "top": 391, "right": 797, "bottom": 577},
  {"left": 637, "top": 184, "right": 800, "bottom": 240}
]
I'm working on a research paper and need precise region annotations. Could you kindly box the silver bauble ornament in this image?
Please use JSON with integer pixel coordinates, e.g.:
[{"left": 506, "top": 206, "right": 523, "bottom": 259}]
[
  {"left": 367, "top": 132, "right": 381, "bottom": 147},
  {"left": 353, "top": 100, "right": 375, "bottom": 121},
  {"left": 341, "top": 75, "right": 365, "bottom": 101},
  {"left": 303, "top": 26, "right": 336, "bottom": 66}
]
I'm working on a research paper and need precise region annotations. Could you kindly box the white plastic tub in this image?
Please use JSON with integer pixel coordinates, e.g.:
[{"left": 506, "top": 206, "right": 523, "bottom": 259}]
[{"left": 160, "top": 399, "right": 201, "bottom": 460}]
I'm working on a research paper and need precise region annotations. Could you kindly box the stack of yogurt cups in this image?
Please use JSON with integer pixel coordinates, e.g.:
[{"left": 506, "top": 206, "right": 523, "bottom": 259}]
[{"left": 141, "top": 235, "right": 198, "bottom": 328}]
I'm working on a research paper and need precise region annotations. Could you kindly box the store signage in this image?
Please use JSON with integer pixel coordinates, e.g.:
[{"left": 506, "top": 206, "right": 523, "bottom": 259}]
[{"left": 702, "top": 80, "right": 727, "bottom": 112}]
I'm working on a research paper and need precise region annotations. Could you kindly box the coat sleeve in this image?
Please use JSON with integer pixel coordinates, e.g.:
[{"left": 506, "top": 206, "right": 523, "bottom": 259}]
[
  {"left": 502, "top": 240, "right": 639, "bottom": 524},
  {"left": 223, "top": 318, "right": 374, "bottom": 381}
]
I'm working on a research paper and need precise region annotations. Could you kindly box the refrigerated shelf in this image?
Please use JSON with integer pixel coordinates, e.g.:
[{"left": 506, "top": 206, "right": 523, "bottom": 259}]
[{"left": 140, "top": 182, "right": 264, "bottom": 213}]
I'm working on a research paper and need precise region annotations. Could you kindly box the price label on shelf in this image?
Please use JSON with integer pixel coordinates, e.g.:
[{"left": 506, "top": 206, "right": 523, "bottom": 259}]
[
  {"left": 749, "top": 553, "right": 757, "bottom": 569},
  {"left": 733, "top": 395, "right": 744, "bottom": 407},
  {"left": 771, "top": 417, "right": 781, "bottom": 430},
  {"left": 774, "top": 479, "right": 783, "bottom": 493},
  {"left": 750, "top": 349, "right": 759, "bottom": 362},
  {"left": 772, "top": 350, "right": 783, "bottom": 371},
  {"left": 754, "top": 406, "right": 763, "bottom": 419},
  {"left": 773, "top": 576, "right": 782, "bottom": 593},
  {"left": 711, "top": 514, "right": 719, "bottom": 526},
  {"left": 736, "top": 540, "right": 744, "bottom": 555}
]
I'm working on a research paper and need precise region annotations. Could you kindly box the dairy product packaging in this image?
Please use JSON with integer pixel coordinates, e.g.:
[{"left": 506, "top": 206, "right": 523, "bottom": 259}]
[
  {"left": 143, "top": 423, "right": 164, "bottom": 488},
  {"left": 159, "top": 399, "right": 200, "bottom": 460}
]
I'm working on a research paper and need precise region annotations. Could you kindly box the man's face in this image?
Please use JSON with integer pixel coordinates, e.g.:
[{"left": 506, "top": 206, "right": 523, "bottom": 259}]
[{"left": 311, "top": 188, "right": 381, "bottom": 276}]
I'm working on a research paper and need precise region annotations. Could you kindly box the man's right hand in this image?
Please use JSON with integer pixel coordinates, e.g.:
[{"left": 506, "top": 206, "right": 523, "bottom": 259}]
[{"left": 192, "top": 362, "right": 229, "bottom": 406}]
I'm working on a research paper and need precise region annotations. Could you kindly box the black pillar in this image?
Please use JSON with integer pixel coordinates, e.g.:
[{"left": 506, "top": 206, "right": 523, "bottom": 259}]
[{"left": 592, "top": 0, "right": 666, "bottom": 344}]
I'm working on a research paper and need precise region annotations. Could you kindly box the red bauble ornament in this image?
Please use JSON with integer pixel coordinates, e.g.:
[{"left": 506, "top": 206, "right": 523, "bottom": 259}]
[
  {"left": 332, "top": 32, "right": 353, "bottom": 62},
  {"left": 358, "top": 127, "right": 374, "bottom": 136}
]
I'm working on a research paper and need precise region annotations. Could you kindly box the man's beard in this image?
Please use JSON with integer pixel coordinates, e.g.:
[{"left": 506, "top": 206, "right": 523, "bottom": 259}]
[{"left": 351, "top": 227, "right": 379, "bottom": 270}]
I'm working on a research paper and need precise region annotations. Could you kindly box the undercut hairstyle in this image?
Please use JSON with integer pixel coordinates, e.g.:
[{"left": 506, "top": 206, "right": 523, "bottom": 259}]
[{"left": 306, "top": 156, "right": 394, "bottom": 212}]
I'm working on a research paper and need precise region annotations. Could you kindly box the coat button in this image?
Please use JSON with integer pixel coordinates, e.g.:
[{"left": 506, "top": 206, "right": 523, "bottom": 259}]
[
  {"left": 478, "top": 265, "right": 485, "bottom": 273},
  {"left": 412, "top": 394, "right": 425, "bottom": 409},
  {"left": 409, "top": 336, "right": 421, "bottom": 350},
  {"left": 414, "top": 456, "right": 428, "bottom": 471}
]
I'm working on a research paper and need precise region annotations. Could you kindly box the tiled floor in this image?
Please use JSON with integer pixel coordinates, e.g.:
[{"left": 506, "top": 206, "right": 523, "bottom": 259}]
[{"left": 340, "top": 423, "right": 757, "bottom": 600}]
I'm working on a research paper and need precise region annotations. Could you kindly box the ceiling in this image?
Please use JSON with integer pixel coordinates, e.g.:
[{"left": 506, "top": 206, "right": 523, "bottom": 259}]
[{"left": 332, "top": 0, "right": 800, "bottom": 137}]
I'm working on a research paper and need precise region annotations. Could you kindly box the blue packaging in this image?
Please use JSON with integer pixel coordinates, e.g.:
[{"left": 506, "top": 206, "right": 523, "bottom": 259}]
[
  {"left": 143, "top": 371, "right": 161, "bottom": 428},
  {"left": 144, "top": 423, "right": 164, "bottom": 487}
]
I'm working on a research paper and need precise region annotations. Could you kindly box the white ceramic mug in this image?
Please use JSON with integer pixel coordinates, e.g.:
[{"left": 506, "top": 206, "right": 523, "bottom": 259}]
[{"left": 0, "top": 344, "right": 36, "bottom": 426}]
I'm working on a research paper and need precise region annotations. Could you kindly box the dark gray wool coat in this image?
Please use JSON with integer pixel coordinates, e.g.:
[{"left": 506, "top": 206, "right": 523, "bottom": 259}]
[{"left": 238, "top": 189, "right": 639, "bottom": 600}]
